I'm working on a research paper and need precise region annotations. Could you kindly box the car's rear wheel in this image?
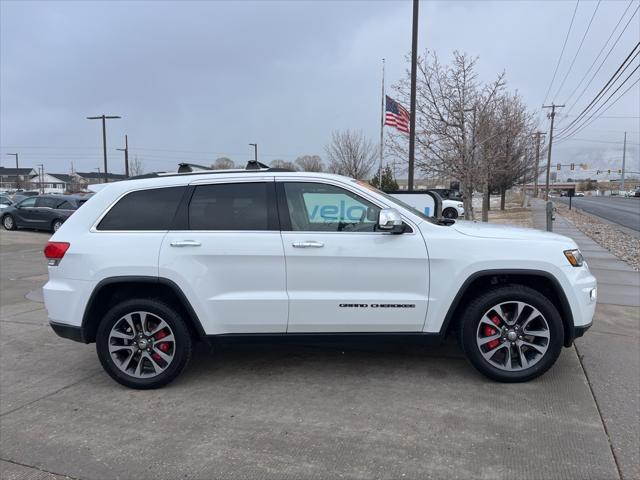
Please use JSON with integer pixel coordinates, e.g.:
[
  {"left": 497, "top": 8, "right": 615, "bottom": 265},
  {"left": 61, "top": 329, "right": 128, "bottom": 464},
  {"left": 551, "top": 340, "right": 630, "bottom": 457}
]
[
  {"left": 96, "top": 298, "right": 192, "bottom": 389},
  {"left": 2, "top": 215, "right": 16, "bottom": 230},
  {"left": 458, "top": 285, "right": 563, "bottom": 382},
  {"left": 442, "top": 207, "right": 458, "bottom": 219},
  {"left": 52, "top": 219, "right": 63, "bottom": 232}
]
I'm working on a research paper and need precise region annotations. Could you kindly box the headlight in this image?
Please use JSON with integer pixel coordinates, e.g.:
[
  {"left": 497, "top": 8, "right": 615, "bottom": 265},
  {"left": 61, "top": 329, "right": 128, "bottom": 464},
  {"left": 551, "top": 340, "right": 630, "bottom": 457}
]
[
  {"left": 564, "top": 249, "right": 584, "bottom": 267},
  {"left": 457, "top": 203, "right": 463, "bottom": 208}
]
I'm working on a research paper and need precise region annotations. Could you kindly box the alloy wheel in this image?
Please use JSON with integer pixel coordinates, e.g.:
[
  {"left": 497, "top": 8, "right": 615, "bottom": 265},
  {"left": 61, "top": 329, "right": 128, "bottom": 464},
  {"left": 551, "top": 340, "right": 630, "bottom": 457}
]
[
  {"left": 108, "top": 311, "right": 176, "bottom": 378},
  {"left": 3, "top": 216, "right": 14, "bottom": 230},
  {"left": 476, "top": 301, "right": 550, "bottom": 371}
]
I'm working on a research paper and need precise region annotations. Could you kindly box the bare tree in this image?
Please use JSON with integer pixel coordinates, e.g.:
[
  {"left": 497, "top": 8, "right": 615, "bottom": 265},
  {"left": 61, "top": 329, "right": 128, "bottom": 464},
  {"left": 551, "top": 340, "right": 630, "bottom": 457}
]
[
  {"left": 129, "top": 155, "right": 145, "bottom": 177},
  {"left": 295, "top": 155, "right": 324, "bottom": 172},
  {"left": 270, "top": 159, "right": 298, "bottom": 171},
  {"left": 211, "top": 157, "right": 235, "bottom": 170},
  {"left": 387, "top": 51, "right": 505, "bottom": 218},
  {"left": 387, "top": 50, "right": 539, "bottom": 220},
  {"left": 325, "top": 130, "right": 378, "bottom": 179}
]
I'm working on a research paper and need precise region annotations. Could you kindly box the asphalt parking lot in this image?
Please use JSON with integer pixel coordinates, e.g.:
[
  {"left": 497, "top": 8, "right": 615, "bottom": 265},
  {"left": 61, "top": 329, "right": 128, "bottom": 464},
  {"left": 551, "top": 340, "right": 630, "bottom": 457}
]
[{"left": 1, "top": 229, "right": 638, "bottom": 480}]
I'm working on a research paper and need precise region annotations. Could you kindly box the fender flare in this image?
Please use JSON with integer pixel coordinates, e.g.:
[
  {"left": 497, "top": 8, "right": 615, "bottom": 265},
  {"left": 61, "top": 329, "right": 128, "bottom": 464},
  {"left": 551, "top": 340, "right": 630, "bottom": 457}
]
[
  {"left": 81, "top": 275, "right": 206, "bottom": 342},
  {"left": 439, "top": 268, "right": 575, "bottom": 346}
]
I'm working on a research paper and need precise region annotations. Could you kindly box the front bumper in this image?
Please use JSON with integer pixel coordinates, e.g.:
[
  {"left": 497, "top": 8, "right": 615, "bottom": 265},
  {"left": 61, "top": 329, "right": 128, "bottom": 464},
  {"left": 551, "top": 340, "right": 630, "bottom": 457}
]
[
  {"left": 566, "top": 321, "right": 592, "bottom": 346},
  {"left": 50, "top": 321, "right": 88, "bottom": 343}
]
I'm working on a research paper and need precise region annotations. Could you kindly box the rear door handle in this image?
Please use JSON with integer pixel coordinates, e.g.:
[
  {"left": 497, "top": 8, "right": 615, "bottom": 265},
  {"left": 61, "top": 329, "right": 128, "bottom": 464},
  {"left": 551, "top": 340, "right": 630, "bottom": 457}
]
[
  {"left": 292, "top": 241, "right": 324, "bottom": 248},
  {"left": 170, "top": 240, "right": 201, "bottom": 247}
]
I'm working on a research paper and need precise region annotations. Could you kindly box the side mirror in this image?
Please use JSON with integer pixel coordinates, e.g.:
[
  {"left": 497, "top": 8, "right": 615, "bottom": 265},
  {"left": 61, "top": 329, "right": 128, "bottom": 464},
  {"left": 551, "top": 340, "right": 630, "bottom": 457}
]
[{"left": 377, "top": 208, "right": 405, "bottom": 234}]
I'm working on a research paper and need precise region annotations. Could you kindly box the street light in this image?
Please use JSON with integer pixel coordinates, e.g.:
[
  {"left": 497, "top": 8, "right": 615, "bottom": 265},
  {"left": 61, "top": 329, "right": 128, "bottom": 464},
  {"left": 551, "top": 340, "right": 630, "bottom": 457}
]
[
  {"left": 6, "top": 153, "right": 18, "bottom": 169},
  {"left": 87, "top": 115, "right": 121, "bottom": 183}
]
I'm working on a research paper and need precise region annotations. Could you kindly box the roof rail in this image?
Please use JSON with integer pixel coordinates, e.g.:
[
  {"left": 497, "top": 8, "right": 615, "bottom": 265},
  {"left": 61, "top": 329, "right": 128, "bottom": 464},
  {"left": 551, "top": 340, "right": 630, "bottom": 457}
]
[
  {"left": 177, "top": 163, "right": 213, "bottom": 173},
  {"left": 126, "top": 160, "right": 295, "bottom": 180},
  {"left": 245, "top": 160, "right": 270, "bottom": 170}
]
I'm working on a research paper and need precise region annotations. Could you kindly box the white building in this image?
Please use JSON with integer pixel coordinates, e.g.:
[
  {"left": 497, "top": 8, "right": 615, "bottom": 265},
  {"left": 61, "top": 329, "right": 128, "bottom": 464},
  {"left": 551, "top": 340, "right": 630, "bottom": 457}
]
[{"left": 27, "top": 173, "right": 72, "bottom": 194}]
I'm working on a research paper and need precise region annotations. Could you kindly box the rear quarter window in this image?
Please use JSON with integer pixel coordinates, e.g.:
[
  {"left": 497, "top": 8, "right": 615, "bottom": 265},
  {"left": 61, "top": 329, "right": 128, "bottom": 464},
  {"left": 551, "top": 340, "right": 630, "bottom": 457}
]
[{"left": 97, "top": 187, "right": 186, "bottom": 231}]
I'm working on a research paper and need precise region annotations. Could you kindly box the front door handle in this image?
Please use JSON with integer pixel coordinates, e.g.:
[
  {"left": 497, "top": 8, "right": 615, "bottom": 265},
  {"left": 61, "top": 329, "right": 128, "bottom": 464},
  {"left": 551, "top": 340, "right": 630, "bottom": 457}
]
[
  {"left": 292, "top": 241, "right": 324, "bottom": 248},
  {"left": 170, "top": 240, "right": 202, "bottom": 247}
]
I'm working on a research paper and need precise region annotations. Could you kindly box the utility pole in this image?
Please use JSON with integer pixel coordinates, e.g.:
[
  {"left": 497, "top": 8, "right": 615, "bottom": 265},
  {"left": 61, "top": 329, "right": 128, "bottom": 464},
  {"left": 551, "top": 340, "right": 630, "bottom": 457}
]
[
  {"left": 532, "top": 132, "right": 546, "bottom": 198},
  {"left": 6, "top": 153, "right": 19, "bottom": 189},
  {"left": 379, "top": 58, "right": 385, "bottom": 187},
  {"left": 542, "top": 104, "right": 564, "bottom": 201},
  {"left": 116, "top": 134, "right": 130, "bottom": 177},
  {"left": 87, "top": 114, "right": 121, "bottom": 183},
  {"left": 249, "top": 143, "right": 258, "bottom": 162},
  {"left": 407, "top": 0, "right": 419, "bottom": 192},
  {"left": 37, "top": 163, "right": 44, "bottom": 194},
  {"left": 621, "top": 131, "right": 627, "bottom": 192}
]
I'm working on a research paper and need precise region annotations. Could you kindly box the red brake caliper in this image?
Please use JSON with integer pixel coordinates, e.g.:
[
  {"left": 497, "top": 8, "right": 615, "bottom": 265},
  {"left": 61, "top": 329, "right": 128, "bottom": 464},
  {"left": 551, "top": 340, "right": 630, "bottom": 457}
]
[
  {"left": 483, "top": 315, "right": 501, "bottom": 350},
  {"left": 152, "top": 330, "right": 170, "bottom": 362}
]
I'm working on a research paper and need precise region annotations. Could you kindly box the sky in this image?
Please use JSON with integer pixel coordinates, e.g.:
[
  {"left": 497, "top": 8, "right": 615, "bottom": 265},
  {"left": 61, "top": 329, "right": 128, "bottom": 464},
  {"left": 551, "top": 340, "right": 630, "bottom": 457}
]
[{"left": 1, "top": 0, "right": 639, "bottom": 181}]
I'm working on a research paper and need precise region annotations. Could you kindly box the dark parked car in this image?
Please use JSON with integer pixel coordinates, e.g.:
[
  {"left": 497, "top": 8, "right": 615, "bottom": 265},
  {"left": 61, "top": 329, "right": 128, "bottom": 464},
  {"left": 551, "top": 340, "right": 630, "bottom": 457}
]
[
  {"left": 1, "top": 195, "right": 87, "bottom": 232},
  {"left": 0, "top": 195, "right": 13, "bottom": 209}
]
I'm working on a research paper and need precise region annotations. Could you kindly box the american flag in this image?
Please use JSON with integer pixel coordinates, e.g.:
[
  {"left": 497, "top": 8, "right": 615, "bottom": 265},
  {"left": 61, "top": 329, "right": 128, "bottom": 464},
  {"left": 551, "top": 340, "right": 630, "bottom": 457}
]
[{"left": 384, "top": 95, "right": 410, "bottom": 134}]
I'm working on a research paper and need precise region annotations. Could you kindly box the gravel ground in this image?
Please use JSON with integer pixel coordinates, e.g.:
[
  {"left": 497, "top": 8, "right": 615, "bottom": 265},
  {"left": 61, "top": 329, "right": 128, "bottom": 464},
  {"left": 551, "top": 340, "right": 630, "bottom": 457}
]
[{"left": 554, "top": 202, "right": 640, "bottom": 271}]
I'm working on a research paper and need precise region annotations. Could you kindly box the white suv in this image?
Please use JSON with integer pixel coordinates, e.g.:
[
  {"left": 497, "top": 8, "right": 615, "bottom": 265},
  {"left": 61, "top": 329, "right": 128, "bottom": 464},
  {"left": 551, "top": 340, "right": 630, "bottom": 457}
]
[{"left": 43, "top": 167, "right": 596, "bottom": 389}]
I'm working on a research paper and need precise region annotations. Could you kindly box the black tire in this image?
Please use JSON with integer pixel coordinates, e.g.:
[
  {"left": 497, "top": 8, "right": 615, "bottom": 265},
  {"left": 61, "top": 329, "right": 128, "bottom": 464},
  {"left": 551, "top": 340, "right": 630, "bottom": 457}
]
[
  {"left": 442, "top": 207, "right": 458, "bottom": 219},
  {"left": 2, "top": 214, "right": 16, "bottom": 231},
  {"left": 458, "top": 285, "right": 564, "bottom": 383},
  {"left": 51, "top": 219, "right": 64, "bottom": 232},
  {"left": 96, "top": 298, "right": 193, "bottom": 389}
]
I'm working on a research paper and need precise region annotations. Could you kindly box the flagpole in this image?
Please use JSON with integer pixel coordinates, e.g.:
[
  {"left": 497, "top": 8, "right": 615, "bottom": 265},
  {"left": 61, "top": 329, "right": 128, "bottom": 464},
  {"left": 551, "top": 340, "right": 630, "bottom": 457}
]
[{"left": 379, "top": 58, "right": 385, "bottom": 186}]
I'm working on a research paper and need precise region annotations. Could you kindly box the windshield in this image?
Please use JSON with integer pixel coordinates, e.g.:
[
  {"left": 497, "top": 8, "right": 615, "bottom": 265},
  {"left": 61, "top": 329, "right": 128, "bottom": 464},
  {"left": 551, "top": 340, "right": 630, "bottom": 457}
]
[{"left": 354, "top": 180, "right": 437, "bottom": 224}]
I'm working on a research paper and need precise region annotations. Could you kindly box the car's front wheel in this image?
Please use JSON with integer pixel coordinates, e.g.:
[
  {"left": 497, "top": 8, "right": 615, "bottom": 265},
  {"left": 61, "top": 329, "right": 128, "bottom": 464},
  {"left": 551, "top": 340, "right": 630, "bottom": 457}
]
[
  {"left": 442, "top": 207, "right": 458, "bottom": 219},
  {"left": 459, "top": 285, "right": 563, "bottom": 382},
  {"left": 2, "top": 214, "right": 16, "bottom": 231},
  {"left": 96, "top": 298, "right": 193, "bottom": 389}
]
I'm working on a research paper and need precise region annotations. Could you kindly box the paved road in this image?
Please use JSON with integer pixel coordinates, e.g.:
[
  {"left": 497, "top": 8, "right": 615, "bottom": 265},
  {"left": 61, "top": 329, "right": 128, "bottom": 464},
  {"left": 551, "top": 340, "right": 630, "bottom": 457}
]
[
  {"left": 532, "top": 199, "right": 640, "bottom": 480},
  {"left": 1, "top": 229, "right": 637, "bottom": 480},
  {"left": 555, "top": 196, "right": 640, "bottom": 231}
]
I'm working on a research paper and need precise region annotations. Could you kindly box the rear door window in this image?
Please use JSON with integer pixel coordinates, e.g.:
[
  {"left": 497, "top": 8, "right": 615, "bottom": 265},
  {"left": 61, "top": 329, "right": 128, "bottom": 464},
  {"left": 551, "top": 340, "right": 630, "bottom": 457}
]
[
  {"left": 97, "top": 187, "right": 186, "bottom": 231},
  {"left": 188, "top": 182, "right": 276, "bottom": 231},
  {"left": 56, "top": 200, "right": 76, "bottom": 210},
  {"left": 36, "top": 197, "right": 58, "bottom": 208}
]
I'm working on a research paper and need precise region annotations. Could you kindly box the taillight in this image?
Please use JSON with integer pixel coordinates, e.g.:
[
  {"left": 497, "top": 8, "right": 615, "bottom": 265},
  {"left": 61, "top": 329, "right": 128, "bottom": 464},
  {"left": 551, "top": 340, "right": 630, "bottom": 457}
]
[{"left": 44, "top": 242, "right": 70, "bottom": 266}]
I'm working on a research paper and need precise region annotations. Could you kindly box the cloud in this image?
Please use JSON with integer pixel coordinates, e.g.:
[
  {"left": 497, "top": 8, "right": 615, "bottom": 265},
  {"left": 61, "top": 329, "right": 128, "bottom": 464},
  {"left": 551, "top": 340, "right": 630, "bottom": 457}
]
[{"left": 1, "top": 0, "right": 638, "bottom": 177}]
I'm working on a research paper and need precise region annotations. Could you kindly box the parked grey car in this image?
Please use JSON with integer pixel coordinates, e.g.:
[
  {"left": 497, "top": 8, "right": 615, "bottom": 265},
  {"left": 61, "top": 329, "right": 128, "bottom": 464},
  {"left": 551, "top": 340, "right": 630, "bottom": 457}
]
[
  {"left": 1, "top": 195, "right": 88, "bottom": 232},
  {"left": 0, "top": 195, "right": 12, "bottom": 209}
]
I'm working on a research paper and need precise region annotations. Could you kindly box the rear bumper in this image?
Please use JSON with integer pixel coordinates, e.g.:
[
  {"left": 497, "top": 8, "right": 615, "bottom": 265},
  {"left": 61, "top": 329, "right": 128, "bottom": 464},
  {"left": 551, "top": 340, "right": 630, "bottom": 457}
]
[{"left": 49, "top": 321, "right": 88, "bottom": 343}]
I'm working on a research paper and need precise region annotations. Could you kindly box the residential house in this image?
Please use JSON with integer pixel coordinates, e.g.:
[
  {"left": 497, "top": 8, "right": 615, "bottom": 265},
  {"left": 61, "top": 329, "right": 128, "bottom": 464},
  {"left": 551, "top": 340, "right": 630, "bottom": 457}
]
[
  {"left": 72, "top": 172, "right": 128, "bottom": 190},
  {"left": 0, "top": 167, "right": 38, "bottom": 191},
  {"left": 27, "top": 173, "right": 73, "bottom": 194}
]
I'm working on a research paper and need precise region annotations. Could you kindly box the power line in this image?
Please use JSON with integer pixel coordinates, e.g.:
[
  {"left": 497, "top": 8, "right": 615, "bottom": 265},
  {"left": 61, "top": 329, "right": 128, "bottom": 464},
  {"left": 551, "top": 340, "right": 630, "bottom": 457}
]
[
  {"left": 557, "top": 42, "right": 639, "bottom": 135},
  {"left": 552, "top": 0, "right": 602, "bottom": 102},
  {"left": 556, "top": 75, "right": 640, "bottom": 143},
  {"left": 562, "top": 3, "right": 639, "bottom": 113},
  {"left": 558, "top": 137, "right": 640, "bottom": 145},
  {"left": 562, "top": 0, "right": 636, "bottom": 106},
  {"left": 562, "top": 114, "right": 639, "bottom": 118},
  {"left": 543, "top": 0, "right": 580, "bottom": 106},
  {"left": 558, "top": 63, "right": 639, "bottom": 139}
]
